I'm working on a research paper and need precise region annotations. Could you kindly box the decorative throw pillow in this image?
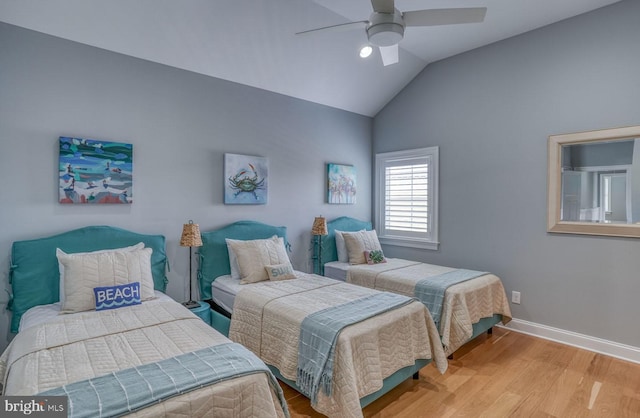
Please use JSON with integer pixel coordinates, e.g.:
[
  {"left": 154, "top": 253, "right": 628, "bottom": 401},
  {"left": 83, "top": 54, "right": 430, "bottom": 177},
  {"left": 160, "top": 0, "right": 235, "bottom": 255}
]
[
  {"left": 364, "top": 250, "right": 387, "bottom": 264},
  {"left": 265, "top": 262, "right": 296, "bottom": 281},
  {"left": 57, "top": 243, "right": 145, "bottom": 304},
  {"left": 94, "top": 282, "right": 142, "bottom": 311},
  {"left": 57, "top": 247, "right": 155, "bottom": 313},
  {"left": 227, "top": 236, "right": 289, "bottom": 284},
  {"left": 342, "top": 230, "right": 382, "bottom": 265},
  {"left": 334, "top": 230, "right": 361, "bottom": 263}
]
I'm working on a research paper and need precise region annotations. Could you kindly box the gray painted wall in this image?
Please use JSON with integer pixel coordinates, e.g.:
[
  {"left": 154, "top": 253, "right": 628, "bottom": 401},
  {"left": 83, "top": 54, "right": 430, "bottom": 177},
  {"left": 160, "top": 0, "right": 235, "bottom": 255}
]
[
  {"left": 0, "top": 22, "right": 372, "bottom": 351},
  {"left": 373, "top": 0, "right": 640, "bottom": 347}
]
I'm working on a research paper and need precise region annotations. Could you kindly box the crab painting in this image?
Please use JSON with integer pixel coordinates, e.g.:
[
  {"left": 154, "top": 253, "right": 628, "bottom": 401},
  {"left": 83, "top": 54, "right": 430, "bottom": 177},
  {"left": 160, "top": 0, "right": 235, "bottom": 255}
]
[{"left": 228, "top": 164, "right": 266, "bottom": 200}]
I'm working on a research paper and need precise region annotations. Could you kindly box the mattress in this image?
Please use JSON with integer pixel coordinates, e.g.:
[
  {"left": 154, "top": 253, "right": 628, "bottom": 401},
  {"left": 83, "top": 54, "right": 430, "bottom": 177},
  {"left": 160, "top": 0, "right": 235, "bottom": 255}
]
[
  {"left": 323, "top": 261, "right": 350, "bottom": 281},
  {"left": 18, "top": 290, "right": 174, "bottom": 332},
  {"left": 211, "top": 275, "right": 243, "bottom": 313}
]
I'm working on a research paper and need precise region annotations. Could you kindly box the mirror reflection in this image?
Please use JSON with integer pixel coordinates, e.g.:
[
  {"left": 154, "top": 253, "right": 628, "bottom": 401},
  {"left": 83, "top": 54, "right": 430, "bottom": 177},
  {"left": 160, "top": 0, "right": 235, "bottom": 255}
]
[{"left": 561, "top": 138, "right": 640, "bottom": 224}]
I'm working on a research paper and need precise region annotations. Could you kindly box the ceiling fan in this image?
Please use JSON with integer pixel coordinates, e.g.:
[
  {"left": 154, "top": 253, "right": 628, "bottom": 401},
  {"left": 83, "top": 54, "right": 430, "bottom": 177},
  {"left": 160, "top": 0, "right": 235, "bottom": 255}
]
[{"left": 297, "top": 0, "right": 487, "bottom": 66}]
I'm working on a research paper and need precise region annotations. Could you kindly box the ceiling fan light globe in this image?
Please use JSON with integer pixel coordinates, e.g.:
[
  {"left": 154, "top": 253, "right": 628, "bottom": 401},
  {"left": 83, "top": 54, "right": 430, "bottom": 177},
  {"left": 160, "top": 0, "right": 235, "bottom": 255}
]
[
  {"left": 367, "top": 23, "right": 404, "bottom": 47},
  {"left": 360, "top": 45, "right": 373, "bottom": 58}
]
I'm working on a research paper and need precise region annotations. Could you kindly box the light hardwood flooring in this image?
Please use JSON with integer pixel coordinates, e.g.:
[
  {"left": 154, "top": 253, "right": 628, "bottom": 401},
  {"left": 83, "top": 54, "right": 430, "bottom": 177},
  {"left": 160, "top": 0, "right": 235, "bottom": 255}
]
[{"left": 279, "top": 327, "right": 640, "bottom": 417}]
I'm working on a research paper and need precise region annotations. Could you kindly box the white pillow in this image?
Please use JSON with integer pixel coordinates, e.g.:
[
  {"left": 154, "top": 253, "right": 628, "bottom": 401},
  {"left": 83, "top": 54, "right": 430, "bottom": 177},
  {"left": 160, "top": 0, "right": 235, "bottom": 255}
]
[
  {"left": 57, "top": 247, "right": 155, "bottom": 313},
  {"left": 58, "top": 243, "right": 145, "bottom": 304},
  {"left": 334, "top": 230, "right": 348, "bottom": 263},
  {"left": 342, "top": 230, "right": 382, "bottom": 265},
  {"left": 225, "top": 239, "right": 241, "bottom": 280},
  {"left": 227, "top": 236, "right": 289, "bottom": 284}
]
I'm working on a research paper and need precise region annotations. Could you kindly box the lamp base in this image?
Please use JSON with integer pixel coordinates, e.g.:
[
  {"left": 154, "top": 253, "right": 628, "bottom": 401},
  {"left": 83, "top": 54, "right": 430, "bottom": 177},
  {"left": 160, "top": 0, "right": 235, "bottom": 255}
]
[{"left": 182, "top": 300, "right": 200, "bottom": 309}]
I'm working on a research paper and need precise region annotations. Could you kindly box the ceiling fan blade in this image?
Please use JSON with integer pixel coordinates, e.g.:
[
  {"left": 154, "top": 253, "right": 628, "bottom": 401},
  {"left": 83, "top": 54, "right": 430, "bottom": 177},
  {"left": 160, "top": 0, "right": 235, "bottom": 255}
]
[
  {"left": 371, "top": 0, "right": 394, "bottom": 14},
  {"left": 403, "top": 7, "right": 487, "bottom": 27},
  {"left": 296, "top": 20, "right": 368, "bottom": 36},
  {"left": 379, "top": 45, "right": 398, "bottom": 66}
]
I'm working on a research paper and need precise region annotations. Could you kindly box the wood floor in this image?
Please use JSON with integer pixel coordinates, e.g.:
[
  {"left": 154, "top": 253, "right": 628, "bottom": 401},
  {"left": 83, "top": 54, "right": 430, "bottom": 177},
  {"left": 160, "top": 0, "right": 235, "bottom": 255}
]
[{"left": 279, "top": 327, "right": 640, "bottom": 417}]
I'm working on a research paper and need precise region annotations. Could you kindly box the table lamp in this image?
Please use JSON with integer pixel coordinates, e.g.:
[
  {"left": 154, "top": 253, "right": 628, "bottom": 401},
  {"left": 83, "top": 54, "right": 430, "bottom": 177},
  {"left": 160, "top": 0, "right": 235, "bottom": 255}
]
[
  {"left": 311, "top": 216, "right": 328, "bottom": 275},
  {"left": 180, "top": 220, "right": 202, "bottom": 309}
]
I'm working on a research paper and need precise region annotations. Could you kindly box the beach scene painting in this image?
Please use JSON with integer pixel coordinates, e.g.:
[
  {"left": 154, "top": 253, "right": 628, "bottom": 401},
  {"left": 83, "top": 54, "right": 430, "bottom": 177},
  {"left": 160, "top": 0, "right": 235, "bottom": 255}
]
[
  {"left": 328, "top": 163, "right": 356, "bottom": 204},
  {"left": 59, "top": 137, "right": 133, "bottom": 204},
  {"left": 224, "top": 153, "right": 268, "bottom": 204}
]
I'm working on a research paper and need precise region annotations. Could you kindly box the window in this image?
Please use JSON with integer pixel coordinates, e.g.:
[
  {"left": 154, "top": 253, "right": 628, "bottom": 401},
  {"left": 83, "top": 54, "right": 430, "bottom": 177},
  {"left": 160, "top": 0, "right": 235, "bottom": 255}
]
[{"left": 375, "top": 147, "right": 439, "bottom": 250}]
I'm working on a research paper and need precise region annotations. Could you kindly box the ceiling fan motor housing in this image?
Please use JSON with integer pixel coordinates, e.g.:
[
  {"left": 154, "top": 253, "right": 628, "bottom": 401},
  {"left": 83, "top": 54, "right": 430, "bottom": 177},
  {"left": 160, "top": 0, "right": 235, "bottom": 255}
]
[{"left": 367, "top": 10, "right": 405, "bottom": 47}]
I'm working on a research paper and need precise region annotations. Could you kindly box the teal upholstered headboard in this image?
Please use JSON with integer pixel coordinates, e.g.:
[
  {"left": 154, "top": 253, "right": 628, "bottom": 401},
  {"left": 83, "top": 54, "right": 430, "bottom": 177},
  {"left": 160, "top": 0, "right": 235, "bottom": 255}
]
[
  {"left": 8, "top": 226, "right": 168, "bottom": 333},
  {"left": 197, "top": 220, "right": 287, "bottom": 300},
  {"left": 319, "top": 217, "right": 372, "bottom": 270}
]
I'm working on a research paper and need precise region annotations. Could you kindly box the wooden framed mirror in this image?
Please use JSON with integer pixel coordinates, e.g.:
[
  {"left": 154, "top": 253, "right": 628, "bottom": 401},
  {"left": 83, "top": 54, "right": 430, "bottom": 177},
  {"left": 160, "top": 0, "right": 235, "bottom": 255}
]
[{"left": 548, "top": 125, "right": 640, "bottom": 238}]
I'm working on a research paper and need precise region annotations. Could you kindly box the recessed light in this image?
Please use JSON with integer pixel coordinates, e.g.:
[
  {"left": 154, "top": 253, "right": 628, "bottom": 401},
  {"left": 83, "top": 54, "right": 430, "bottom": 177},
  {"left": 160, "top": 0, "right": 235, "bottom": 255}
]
[{"left": 359, "top": 45, "right": 373, "bottom": 58}]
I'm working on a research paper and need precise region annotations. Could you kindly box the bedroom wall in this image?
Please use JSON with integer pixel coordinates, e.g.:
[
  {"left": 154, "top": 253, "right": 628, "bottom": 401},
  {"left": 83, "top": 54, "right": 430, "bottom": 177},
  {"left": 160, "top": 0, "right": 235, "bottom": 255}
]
[
  {"left": 0, "top": 22, "right": 372, "bottom": 350},
  {"left": 373, "top": 0, "right": 640, "bottom": 350}
]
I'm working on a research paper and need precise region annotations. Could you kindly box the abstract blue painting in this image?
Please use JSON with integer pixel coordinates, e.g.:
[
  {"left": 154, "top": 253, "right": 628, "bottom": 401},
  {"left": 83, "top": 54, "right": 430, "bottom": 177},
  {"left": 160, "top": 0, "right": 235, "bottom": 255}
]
[{"left": 59, "top": 137, "right": 133, "bottom": 204}]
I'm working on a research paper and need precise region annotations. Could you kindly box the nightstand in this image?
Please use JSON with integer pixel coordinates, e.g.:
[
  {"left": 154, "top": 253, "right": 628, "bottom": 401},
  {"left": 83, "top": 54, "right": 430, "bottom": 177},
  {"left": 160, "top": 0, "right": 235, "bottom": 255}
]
[{"left": 189, "top": 301, "right": 211, "bottom": 325}]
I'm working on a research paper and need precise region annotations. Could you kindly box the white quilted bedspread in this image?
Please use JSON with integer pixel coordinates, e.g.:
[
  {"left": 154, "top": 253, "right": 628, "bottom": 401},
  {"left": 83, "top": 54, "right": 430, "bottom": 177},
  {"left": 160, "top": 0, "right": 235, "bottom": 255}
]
[
  {"left": 346, "top": 259, "right": 512, "bottom": 355},
  {"left": 229, "top": 273, "right": 447, "bottom": 418},
  {"left": 0, "top": 301, "right": 286, "bottom": 418}
]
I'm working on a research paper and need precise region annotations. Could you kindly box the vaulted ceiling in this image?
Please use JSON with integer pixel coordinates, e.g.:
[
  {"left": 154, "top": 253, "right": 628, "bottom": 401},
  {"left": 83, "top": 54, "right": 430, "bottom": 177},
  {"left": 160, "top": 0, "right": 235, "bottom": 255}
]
[{"left": 0, "top": 0, "right": 622, "bottom": 116}]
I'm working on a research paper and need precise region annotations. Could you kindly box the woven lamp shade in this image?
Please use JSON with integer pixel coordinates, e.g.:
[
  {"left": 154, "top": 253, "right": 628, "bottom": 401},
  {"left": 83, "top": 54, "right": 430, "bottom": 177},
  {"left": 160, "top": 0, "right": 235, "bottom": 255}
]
[
  {"left": 311, "top": 216, "right": 328, "bottom": 236},
  {"left": 180, "top": 221, "right": 203, "bottom": 247}
]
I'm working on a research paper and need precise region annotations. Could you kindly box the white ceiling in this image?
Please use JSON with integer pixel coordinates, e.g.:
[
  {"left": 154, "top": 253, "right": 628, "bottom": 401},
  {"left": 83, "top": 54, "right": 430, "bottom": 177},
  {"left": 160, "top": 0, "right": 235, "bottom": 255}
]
[{"left": 0, "top": 0, "right": 622, "bottom": 117}]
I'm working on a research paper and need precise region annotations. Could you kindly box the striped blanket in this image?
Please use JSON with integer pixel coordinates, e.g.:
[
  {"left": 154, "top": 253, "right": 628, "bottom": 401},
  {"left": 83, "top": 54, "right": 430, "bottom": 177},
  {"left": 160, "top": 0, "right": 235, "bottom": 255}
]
[
  {"left": 414, "top": 269, "right": 487, "bottom": 327},
  {"left": 40, "top": 343, "right": 289, "bottom": 418},
  {"left": 297, "top": 292, "right": 414, "bottom": 405}
]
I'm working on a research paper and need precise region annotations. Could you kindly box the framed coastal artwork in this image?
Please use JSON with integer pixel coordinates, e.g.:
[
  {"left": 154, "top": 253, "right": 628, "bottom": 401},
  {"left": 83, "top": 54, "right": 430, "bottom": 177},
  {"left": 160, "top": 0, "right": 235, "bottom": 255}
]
[
  {"left": 58, "top": 137, "right": 133, "bottom": 204},
  {"left": 224, "top": 153, "right": 268, "bottom": 204},
  {"left": 327, "top": 163, "right": 356, "bottom": 204}
]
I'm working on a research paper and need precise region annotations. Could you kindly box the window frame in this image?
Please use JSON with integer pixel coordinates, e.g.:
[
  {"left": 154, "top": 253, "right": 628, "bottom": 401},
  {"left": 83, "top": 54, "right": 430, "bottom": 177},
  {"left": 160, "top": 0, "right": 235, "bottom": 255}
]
[{"left": 374, "top": 146, "right": 439, "bottom": 250}]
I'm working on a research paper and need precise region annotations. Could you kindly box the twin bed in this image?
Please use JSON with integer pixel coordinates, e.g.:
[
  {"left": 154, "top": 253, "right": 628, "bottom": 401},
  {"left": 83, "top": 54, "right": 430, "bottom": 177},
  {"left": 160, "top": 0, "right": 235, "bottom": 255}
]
[
  {"left": 198, "top": 221, "right": 448, "bottom": 418},
  {"left": 2, "top": 226, "right": 288, "bottom": 418},
  {"left": 319, "top": 217, "right": 512, "bottom": 356}
]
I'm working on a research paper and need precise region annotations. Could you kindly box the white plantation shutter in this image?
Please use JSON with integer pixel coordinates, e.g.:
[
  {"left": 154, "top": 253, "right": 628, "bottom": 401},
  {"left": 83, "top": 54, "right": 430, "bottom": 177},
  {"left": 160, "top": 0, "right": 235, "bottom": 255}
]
[
  {"left": 385, "top": 162, "right": 429, "bottom": 233},
  {"left": 375, "top": 147, "right": 439, "bottom": 250}
]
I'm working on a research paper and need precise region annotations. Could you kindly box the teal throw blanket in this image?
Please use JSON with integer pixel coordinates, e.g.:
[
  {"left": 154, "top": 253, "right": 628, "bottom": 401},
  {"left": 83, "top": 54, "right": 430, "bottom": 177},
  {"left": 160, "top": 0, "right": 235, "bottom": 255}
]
[
  {"left": 297, "top": 292, "right": 413, "bottom": 405},
  {"left": 415, "top": 269, "right": 487, "bottom": 328},
  {"left": 39, "top": 343, "right": 289, "bottom": 418}
]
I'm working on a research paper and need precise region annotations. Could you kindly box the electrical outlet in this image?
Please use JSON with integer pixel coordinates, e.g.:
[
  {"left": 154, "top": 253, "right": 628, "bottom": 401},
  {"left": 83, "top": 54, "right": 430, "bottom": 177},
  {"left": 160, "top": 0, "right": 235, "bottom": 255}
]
[{"left": 511, "top": 291, "right": 521, "bottom": 305}]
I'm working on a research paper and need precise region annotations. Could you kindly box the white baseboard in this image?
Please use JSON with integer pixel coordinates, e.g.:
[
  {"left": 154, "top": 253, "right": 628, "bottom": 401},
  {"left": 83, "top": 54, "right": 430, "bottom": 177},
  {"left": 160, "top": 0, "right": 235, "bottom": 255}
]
[{"left": 498, "top": 318, "right": 640, "bottom": 365}]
